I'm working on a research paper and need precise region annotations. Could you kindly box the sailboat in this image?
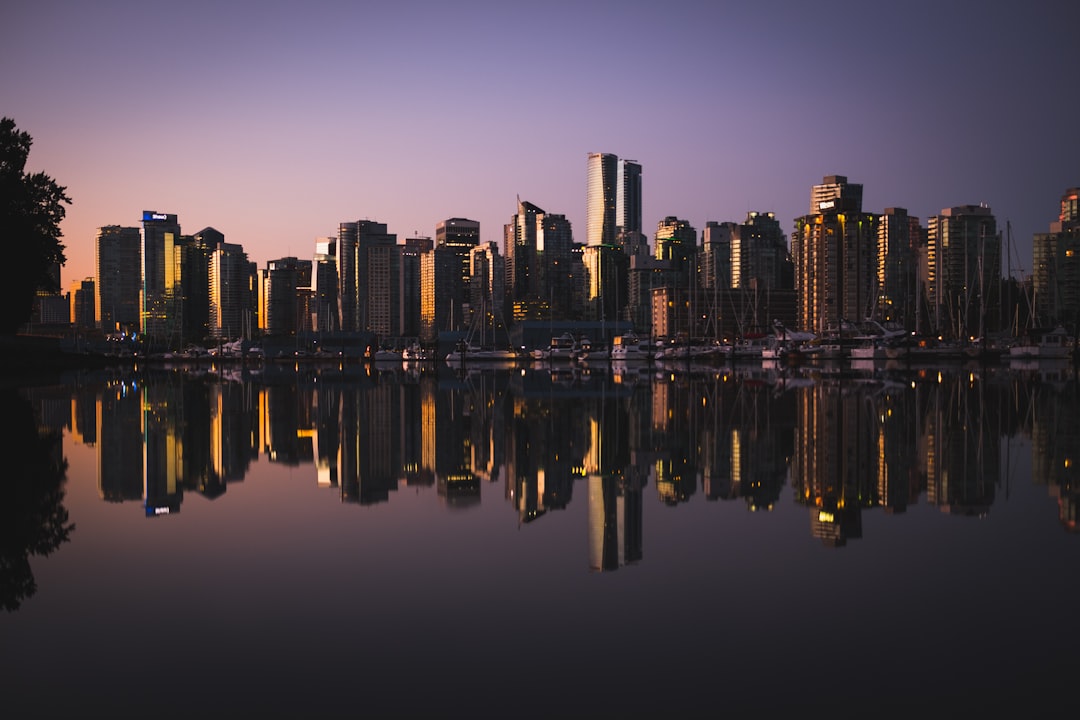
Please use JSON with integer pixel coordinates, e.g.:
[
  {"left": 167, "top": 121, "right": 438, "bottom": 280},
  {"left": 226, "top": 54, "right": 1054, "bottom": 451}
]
[{"left": 444, "top": 297, "right": 521, "bottom": 364}]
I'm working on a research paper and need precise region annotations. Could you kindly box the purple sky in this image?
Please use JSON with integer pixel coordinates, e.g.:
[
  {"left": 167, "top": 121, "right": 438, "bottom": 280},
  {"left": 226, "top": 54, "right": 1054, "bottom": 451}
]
[{"left": 4, "top": 1, "right": 1078, "bottom": 288}]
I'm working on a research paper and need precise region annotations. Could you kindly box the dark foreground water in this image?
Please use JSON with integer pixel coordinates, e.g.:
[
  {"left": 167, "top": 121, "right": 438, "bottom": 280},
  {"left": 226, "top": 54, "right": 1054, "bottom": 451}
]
[{"left": 2, "top": 359, "right": 1078, "bottom": 717}]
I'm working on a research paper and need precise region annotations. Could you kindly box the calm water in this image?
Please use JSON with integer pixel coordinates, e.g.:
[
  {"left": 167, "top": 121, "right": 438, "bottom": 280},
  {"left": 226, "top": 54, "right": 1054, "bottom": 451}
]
[{"left": 2, "top": 359, "right": 1079, "bottom": 716}]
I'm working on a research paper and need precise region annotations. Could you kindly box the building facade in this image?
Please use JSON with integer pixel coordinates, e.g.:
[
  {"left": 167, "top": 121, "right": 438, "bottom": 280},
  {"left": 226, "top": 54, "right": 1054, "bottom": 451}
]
[
  {"left": 1032, "top": 187, "right": 1080, "bottom": 329},
  {"left": 791, "top": 176, "right": 878, "bottom": 334},
  {"left": 95, "top": 225, "right": 141, "bottom": 333},
  {"left": 926, "top": 204, "right": 999, "bottom": 339}
]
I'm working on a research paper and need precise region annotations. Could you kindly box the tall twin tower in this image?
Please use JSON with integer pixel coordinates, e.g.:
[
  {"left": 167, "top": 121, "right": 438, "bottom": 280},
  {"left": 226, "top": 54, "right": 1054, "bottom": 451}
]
[{"left": 586, "top": 152, "right": 643, "bottom": 249}]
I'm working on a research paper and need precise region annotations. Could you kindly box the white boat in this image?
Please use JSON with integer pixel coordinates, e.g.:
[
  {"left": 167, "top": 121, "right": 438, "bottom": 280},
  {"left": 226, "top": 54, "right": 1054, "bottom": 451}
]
[
  {"left": 445, "top": 340, "right": 521, "bottom": 364},
  {"left": 532, "top": 332, "right": 578, "bottom": 362},
  {"left": 609, "top": 332, "right": 653, "bottom": 362},
  {"left": 729, "top": 333, "right": 772, "bottom": 361},
  {"left": 1009, "top": 326, "right": 1075, "bottom": 361}
]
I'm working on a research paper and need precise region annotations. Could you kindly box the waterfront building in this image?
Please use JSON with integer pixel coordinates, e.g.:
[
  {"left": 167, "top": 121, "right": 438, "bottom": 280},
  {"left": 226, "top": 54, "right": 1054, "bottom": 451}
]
[
  {"left": 701, "top": 221, "right": 735, "bottom": 290},
  {"left": 926, "top": 204, "right": 999, "bottom": 339},
  {"left": 435, "top": 218, "right": 480, "bottom": 323},
  {"left": 177, "top": 227, "right": 220, "bottom": 344},
  {"left": 791, "top": 176, "right": 878, "bottom": 334},
  {"left": 1032, "top": 187, "right": 1080, "bottom": 329},
  {"left": 260, "top": 257, "right": 311, "bottom": 336},
  {"left": 311, "top": 238, "right": 338, "bottom": 333},
  {"left": 731, "top": 212, "right": 790, "bottom": 291},
  {"left": 586, "top": 152, "right": 618, "bottom": 247},
  {"left": 70, "top": 277, "right": 95, "bottom": 330},
  {"left": 654, "top": 216, "right": 697, "bottom": 271},
  {"left": 617, "top": 158, "right": 643, "bottom": 237},
  {"left": 401, "top": 235, "right": 431, "bottom": 339},
  {"left": 505, "top": 199, "right": 574, "bottom": 322},
  {"left": 336, "top": 220, "right": 397, "bottom": 334},
  {"left": 95, "top": 225, "right": 141, "bottom": 333},
  {"left": 876, "top": 208, "right": 922, "bottom": 329},
  {"left": 581, "top": 244, "right": 628, "bottom": 324},
  {"left": 210, "top": 242, "right": 253, "bottom": 340},
  {"left": 140, "top": 211, "right": 181, "bottom": 341}
]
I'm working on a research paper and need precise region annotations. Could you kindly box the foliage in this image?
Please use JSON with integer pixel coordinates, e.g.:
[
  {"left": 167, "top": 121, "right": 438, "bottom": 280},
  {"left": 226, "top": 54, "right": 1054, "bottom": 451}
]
[{"left": 0, "top": 117, "right": 71, "bottom": 334}]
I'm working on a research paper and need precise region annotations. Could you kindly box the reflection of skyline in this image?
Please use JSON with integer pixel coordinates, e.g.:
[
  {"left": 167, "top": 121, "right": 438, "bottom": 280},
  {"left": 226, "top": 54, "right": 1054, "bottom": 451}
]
[{"left": 24, "top": 363, "right": 1080, "bottom": 563}]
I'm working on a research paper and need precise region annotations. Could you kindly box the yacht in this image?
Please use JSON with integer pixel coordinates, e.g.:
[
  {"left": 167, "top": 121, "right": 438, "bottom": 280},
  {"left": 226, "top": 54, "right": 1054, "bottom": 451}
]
[
  {"left": 609, "top": 332, "right": 653, "bottom": 362},
  {"left": 1009, "top": 326, "right": 1075, "bottom": 361}
]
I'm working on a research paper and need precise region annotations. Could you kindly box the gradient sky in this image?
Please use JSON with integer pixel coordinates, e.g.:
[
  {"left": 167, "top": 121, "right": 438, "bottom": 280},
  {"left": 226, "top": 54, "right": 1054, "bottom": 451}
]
[{"left": 3, "top": 0, "right": 1078, "bottom": 288}]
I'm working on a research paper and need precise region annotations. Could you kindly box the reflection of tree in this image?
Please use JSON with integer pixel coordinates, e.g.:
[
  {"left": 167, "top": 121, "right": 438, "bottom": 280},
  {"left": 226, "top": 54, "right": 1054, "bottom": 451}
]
[{"left": 0, "top": 388, "right": 74, "bottom": 611}]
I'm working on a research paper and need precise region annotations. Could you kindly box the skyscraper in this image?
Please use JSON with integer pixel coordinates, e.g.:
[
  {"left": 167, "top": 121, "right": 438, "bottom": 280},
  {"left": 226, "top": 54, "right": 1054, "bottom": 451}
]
[
  {"left": 586, "top": 152, "right": 617, "bottom": 247},
  {"left": 95, "top": 225, "right": 141, "bottom": 332},
  {"left": 337, "top": 220, "right": 397, "bottom": 334},
  {"left": 140, "top": 210, "right": 181, "bottom": 339},
  {"left": 617, "top": 159, "right": 643, "bottom": 237},
  {"left": 435, "top": 218, "right": 480, "bottom": 332},
  {"left": 209, "top": 241, "right": 252, "bottom": 340}
]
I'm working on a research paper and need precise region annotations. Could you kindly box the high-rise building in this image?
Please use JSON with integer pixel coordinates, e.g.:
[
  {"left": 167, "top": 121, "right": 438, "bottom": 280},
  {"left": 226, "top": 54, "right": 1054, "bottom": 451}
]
[
  {"left": 209, "top": 241, "right": 252, "bottom": 340},
  {"left": 586, "top": 152, "right": 618, "bottom": 247},
  {"left": 95, "top": 225, "right": 141, "bottom": 333},
  {"left": 260, "top": 257, "right": 311, "bottom": 336},
  {"left": 69, "top": 277, "right": 95, "bottom": 330},
  {"left": 401, "top": 235, "right": 431, "bottom": 339},
  {"left": 311, "top": 238, "right": 338, "bottom": 333},
  {"left": 1033, "top": 188, "right": 1080, "bottom": 329},
  {"left": 926, "top": 204, "right": 999, "bottom": 339},
  {"left": 654, "top": 216, "right": 697, "bottom": 270},
  {"left": 617, "top": 159, "right": 643, "bottom": 237},
  {"left": 179, "top": 227, "right": 220, "bottom": 344},
  {"left": 470, "top": 242, "right": 504, "bottom": 321},
  {"left": 505, "top": 199, "right": 543, "bottom": 320},
  {"left": 791, "top": 176, "right": 878, "bottom": 334},
  {"left": 877, "top": 208, "right": 922, "bottom": 329},
  {"left": 140, "top": 211, "right": 181, "bottom": 340},
  {"left": 435, "top": 218, "right": 480, "bottom": 331},
  {"left": 731, "top": 211, "right": 789, "bottom": 290},
  {"left": 701, "top": 221, "right": 735, "bottom": 290},
  {"left": 336, "top": 220, "right": 397, "bottom": 334}
]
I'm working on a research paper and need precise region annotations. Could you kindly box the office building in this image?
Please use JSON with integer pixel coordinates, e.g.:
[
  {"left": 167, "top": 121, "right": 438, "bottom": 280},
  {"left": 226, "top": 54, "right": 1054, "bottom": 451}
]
[
  {"left": 337, "top": 220, "right": 397, "bottom": 335},
  {"left": 311, "top": 238, "right": 338, "bottom": 333},
  {"left": 95, "top": 225, "right": 141, "bottom": 333},
  {"left": 210, "top": 241, "right": 253, "bottom": 340},
  {"left": 140, "top": 211, "right": 181, "bottom": 341}
]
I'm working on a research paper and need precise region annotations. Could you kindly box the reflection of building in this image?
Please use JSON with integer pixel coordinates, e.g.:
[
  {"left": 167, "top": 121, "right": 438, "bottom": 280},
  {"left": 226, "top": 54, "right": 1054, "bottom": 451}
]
[
  {"left": 921, "top": 377, "right": 998, "bottom": 516},
  {"left": 790, "top": 380, "right": 875, "bottom": 546},
  {"left": 97, "top": 380, "right": 143, "bottom": 502},
  {"left": 142, "top": 380, "right": 183, "bottom": 517},
  {"left": 1028, "top": 379, "right": 1080, "bottom": 531}
]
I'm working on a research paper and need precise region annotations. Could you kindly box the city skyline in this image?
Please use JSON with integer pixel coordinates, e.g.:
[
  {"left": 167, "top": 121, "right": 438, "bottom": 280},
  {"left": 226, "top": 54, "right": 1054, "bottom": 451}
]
[{"left": 4, "top": 2, "right": 1078, "bottom": 286}]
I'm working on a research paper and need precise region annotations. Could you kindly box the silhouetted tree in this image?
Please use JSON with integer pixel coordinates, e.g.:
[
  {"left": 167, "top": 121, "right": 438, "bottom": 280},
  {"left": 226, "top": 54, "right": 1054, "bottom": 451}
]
[
  {"left": 0, "top": 389, "right": 74, "bottom": 611},
  {"left": 0, "top": 117, "right": 71, "bottom": 334}
]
